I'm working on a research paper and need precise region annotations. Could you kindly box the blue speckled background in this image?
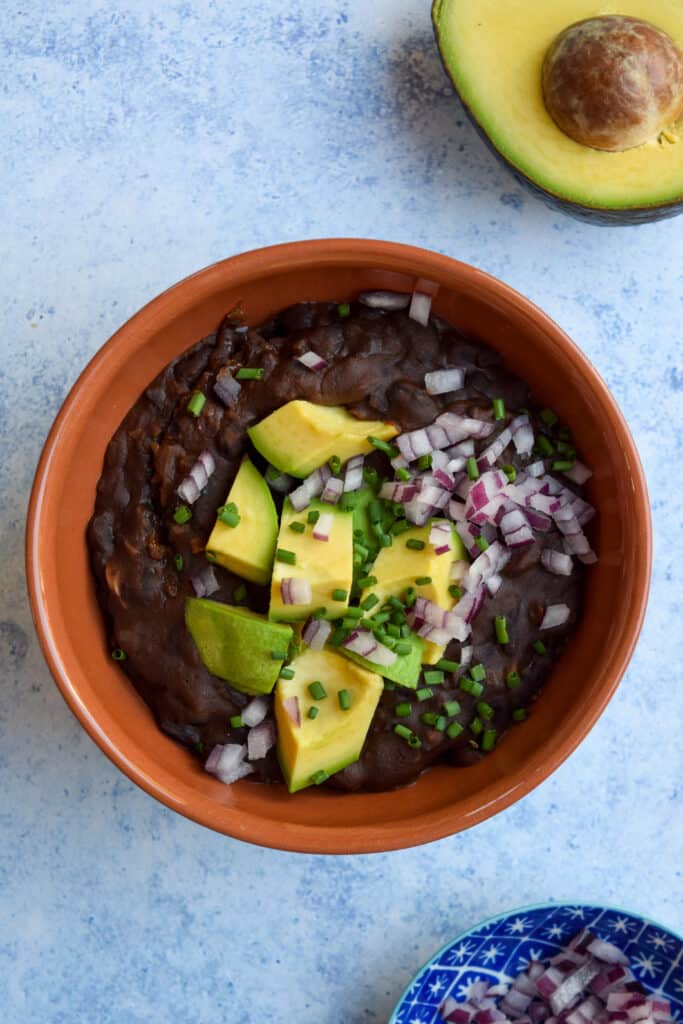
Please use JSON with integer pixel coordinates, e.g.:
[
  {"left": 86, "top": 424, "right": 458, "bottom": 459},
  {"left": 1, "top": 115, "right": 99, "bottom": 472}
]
[{"left": 2, "top": 1, "right": 682, "bottom": 1021}]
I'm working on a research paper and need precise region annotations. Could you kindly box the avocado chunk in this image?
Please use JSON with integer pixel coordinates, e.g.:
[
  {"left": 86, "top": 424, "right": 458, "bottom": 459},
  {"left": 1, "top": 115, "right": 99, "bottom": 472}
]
[
  {"left": 205, "top": 457, "right": 278, "bottom": 586},
  {"left": 340, "top": 630, "right": 424, "bottom": 689},
  {"left": 269, "top": 498, "right": 353, "bottom": 622},
  {"left": 274, "top": 646, "right": 383, "bottom": 792},
  {"left": 433, "top": 0, "right": 683, "bottom": 223},
  {"left": 365, "top": 519, "right": 468, "bottom": 664},
  {"left": 248, "top": 400, "right": 398, "bottom": 478},
  {"left": 185, "top": 598, "right": 293, "bottom": 695}
]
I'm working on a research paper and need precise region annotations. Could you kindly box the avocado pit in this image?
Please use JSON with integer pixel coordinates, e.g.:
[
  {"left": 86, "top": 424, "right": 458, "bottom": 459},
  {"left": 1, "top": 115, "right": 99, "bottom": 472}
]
[{"left": 542, "top": 15, "right": 683, "bottom": 151}]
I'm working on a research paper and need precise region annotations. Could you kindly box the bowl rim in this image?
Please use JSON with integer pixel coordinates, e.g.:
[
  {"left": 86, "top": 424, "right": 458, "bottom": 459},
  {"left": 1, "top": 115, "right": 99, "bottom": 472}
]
[
  {"left": 388, "top": 900, "right": 683, "bottom": 1023},
  {"left": 25, "top": 238, "right": 652, "bottom": 853}
]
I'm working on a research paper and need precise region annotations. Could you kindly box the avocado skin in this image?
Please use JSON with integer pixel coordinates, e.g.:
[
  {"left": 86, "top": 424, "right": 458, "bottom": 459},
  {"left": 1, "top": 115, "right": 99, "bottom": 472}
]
[{"left": 431, "top": 0, "right": 683, "bottom": 226}]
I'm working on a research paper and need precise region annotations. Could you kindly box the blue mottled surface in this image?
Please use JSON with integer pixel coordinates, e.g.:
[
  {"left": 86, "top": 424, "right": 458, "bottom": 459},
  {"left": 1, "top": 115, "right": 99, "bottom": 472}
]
[{"left": 1, "top": 1, "right": 682, "bottom": 1020}]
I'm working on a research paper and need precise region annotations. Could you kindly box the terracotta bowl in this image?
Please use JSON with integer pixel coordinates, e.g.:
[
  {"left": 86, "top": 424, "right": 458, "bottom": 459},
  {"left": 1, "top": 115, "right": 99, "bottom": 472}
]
[{"left": 26, "top": 239, "right": 651, "bottom": 853}]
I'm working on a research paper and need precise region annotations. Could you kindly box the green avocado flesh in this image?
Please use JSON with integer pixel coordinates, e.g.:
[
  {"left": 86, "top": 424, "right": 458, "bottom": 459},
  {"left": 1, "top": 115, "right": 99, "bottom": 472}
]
[
  {"left": 433, "top": 0, "right": 683, "bottom": 213},
  {"left": 274, "top": 647, "right": 383, "bottom": 792},
  {"left": 205, "top": 456, "right": 278, "bottom": 586},
  {"left": 185, "top": 599, "right": 293, "bottom": 695},
  {"left": 339, "top": 630, "right": 424, "bottom": 689}
]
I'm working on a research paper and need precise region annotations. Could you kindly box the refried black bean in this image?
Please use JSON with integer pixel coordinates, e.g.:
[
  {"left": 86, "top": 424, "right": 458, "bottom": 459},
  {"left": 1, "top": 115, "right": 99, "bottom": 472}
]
[{"left": 88, "top": 299, "right": 586, "bottom": 792}]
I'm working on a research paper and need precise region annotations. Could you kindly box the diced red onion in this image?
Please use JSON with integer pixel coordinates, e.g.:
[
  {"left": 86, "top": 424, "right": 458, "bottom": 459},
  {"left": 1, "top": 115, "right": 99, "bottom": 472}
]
[
  {"left": 391, "top": 452, "right": 410, "bottom": 472},
  {"left": 500, "top": 507, "right": 534, "bottom": 548},
  {"left": 563, "top": 460, "right": 592, "bottom": 486},
  {"left": 205, "top": 743, "right": 253, "bottom": 785},
  {"left": 417, "top": 623, "right": 456, "bottom": 646},
  {"left": 296, "top": 350, "right": 329, "bottom": 371},
  {"left": 266, "top": 465, "right": 295, "bottom": 493},
  {"left": 358, "top": 290, "right": 410, "bottom": 310},
  {"left": 282, "top": 696, "right": 301, "bottom": 727},
  {"left": 214, "top": 368, "right": 242, "bottom": 406},
  {"left": 425, "top": 367, "right": 466, "bottom": 395},
  {"left": 465, "top": 469, "right": 508, "bottom": 518},
  {"left": 313, "top": 511, "right": 334, "bottom": 541},
  {"left": 280, "top": 577, "right": 312, "bottom": 605},
  {"left": 343, "top": 629, "right": 396, "bottom": 666},
  {"left": 452, "top": 584, "right": 486, "bottom": 625},
  {"left": 446, "top": 439, "right": 476, "bottom": 458},
  {"left": 379, "top": 481, "right": 418, "bottom": 503},
  {"left": 486, "top": 574, "right": 503, "bottom": 596},
  {"left": 177, "top": 449, "right": 216, "bottom": 505},
  {"left": 455, "top": 520, "right": 482, "bottom": 558},
  {"left": 242, "top": 696, "right": 269, "bottom": 727},
  {"left": 477, "top": 427, "right": 512, "bottom": 471},
  {"left": 430, "top": 521, "right": 453, "bottom": 554},
  {"left": 554, "top": 505, "right": 597, "bottom": 564},
  {"left": 448, "top": 498, "right": 467, "bottom": 522},
  {"left": 540, "top": 603, "right": 571, "bottom": 630},
  {"left": 247, "top": 719, "right": 276, "bottom": 761},
  {"left": 464, "top": 539, "right": 510, "bottom": 591},
  {"left": 433, "top": 467, "right": 455, "bottom": 489},
  {"left": 460, "top": 645, "right": 472, "bottom": 667},
  {"left": 524, "top": 507, "right": 552, "bottom": 532},
  {"left": 550, "top": 963, "right": 601, "bottom": 1015},
  {"left": 409, "top": 290, "right": 432, "bottom": 326},
  {"left": 302, "top": 617, "right": 332, "bottom": 650},
  {"left": 420, "top": 483, "right": 451, "bottom": 509},
  {"left": 528, "top": 460, "right": 545, "bottom": 478},
  {"left": 289, "top": 464, "right": 332, "bottom": 512},
  {"left": 437, "top": 410, "right": 496, "bottom": 441},
  {"left": 541, "top": 549, "right": 573, "bottom": 576},
  {"left": 411, "top": 596, "right": 471, "bottom": 641},
  {"left": 511, "top": 414, "right": 534, "bottom": 456},
  {"left": 587, "top": 940, "right": 629, "bottom": 966},
  {"left": 191, "top": 564, "right": 220, "bottom": 598},
  {"left": 343, "top": 454, "right": 364, "bottom": 492},
  {"left": 404, "top": 496, "right": 433, "bottom": 526},
  {"left": 321, "top": 477, "right": 343, "bottom": 505},
  {"left": 450, "top": 559, "right": 469, "bottom": 582}
]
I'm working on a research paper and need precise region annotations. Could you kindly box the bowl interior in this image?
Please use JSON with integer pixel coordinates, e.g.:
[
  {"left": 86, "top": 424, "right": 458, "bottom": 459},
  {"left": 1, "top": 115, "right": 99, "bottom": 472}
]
[{"left": 27, "top": 240, "right": 650, "bottom": 852}]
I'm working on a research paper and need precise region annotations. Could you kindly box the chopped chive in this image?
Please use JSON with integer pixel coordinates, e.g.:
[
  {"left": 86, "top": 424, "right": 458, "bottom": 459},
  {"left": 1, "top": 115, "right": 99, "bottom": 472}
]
[
  {"left": 270, "top": 650, "right": 288, "bottom": 660},
  {"left": 379, "top": 533, "right": 392, "bottom": 548},
  {"left": 416, "top": 687, "right": 433, "bottom": 702},
  {"left": 218, "top": 502, "right": 240, "bottom": 527},
  {"left": 444, "top": 700, "right": 461, "bottom": 716},
  {"left": 448, "top": 584, "right": 463, "bottom": 600},
  {"left": 340, "top": 495, "right": 358, "bottom": 512},
  {"left": 482, "top": 728, "right": 497, "bottom": 751},
  {"left": 395, "top": 702, "right": 412, "bottom": 717},
  {"left": 385, "top": 623, "right": 399, "bottom": 638},
  {"left": 328, "top": 454, "right": 342, "bottom": 474},
  {"left": 502, "top": 463, "right": 517, "bottom": 483},
  {"left": 174, "top": 554, "right": 184, "bottom": 571},
  {"left": 357, "top": 575, "right": 378, "bottom": 589},
  {"left": 368, "top": 436, "right": 398, "bottom": 457},
  {"left": 406, "top": 538, "right": 425, "bottom": 551},
  {"left": 308, "top": 706, "right": 319, "bottom": 720},
  {"left": 338, "top": 302, "right": 351, "bottom": 318},
  {"left": 421, "top": 712, "right": 438, "bottom": 726},
  {"left": 390, "top": 501, "right": 405, "bottom": 517},
  {"left": 362, "top": 466, "right": 379, "bottom": 486},
  {"left": 424, "top": 670, "right": 445, "bottom": 686},
  {"left": 394, "top": 641, "right": 412, "bottom": 656},
  {"left": 460, "top": 678, "right": 484, "bottom": 698},
  {"left": 384, "top": 680, "right": 396, "bottom": 691},
  {"left": 506, "top": 670, "right": 521, "bottom": 689},
  {"left": 475, "top": 535, "right": 489, "bottom": 552},
  {"left": 311, "top": 769, "right": 329, "bottom": 785},
  {"left": 513, "top": 708, "right": 528, "bottom": 722},
  {"left": 308, "top": 681, "right": 327, "bottom": 700},
  {"left": 477, "top": 701, "right": 494, "bottom": 720},
  {"left": 391, "top": 519, "right": 412, "bottom": 536},
  {"left": 396, "top": 467, "right": 411, "bottom": 482},
  {"left": 111, "top": 648, "right": 126, "bottom": 661},
  {"left": 470, "top": 717, "right": 483, "bottom": 736},
  {"left": 288, "top": 641, "right": 300, "bottom": 659},
  {"left": 230, "top": 715, "right": 244, "bottom": 728},
  {"left": 447, "top": 721, "right": 464, "bottom": 739},
  {"left": 556, "top": 441, "right": 575, "bottom": 457},
  {"left": 415, "top": 576, "right": 432, "bottom": 586},
  {"left": 279, "top": 667, "right": 295, "bottom": 680},
  {"left": 495, "top": 615, "right": 510, "bottom": 645},
  {"left": 540, "top": 407, "right": 559, "bottom": 428},
  {"left": 552, "top": 459, "right": 574, "bottom": 472},
  {"left": 332, "top": 588, "right": 348, "bottom": 602},
  {"left": 353, "top": 528, "right": 364, "bottom": 539},
  {"left": 205, "top": 550, "right": 217, "bottom": 563},
  {"left": 233, "top": 583, "right": 247, "bottom": 603},
  {"left": 558, "top": 425, "right": 572, "bottom": 441},
  {"left": 360, "top": 593, "right": 379, "bottom": 611},
  {"left": 394, "top": 723, "right": 412, "bottom": 741},
  {"left": 342, "top": 617, "right": 360, "bottom": 630},
  {"left": 536, "top": 435, "right": 554, "bottom": 457},
  {"left": 466, "top": 456, "right": 479, "bottom": 480},
  {"left": 417, "top": 454, "right": 432, "bottom": 471},
  {"left": 330, "top": 628, "right": 347, "bottom": 646},
  {"left": 408, "top": 733, "right": 422, "bottom": 749},
  {"left": 307, "top": 509, "right": 320, "bottom": 525},
  {"left": 533, "top": 640, "right": 547, "bottom": 655},
  {"left": 187, "top": 391, "right": 206, "bottom": 417},
  {"left": 368, "top": 500, "right": 383, "bottom": 524},
  {"left": 338, "top": 689, "right": 351, "bottom": 711},
  {"left": 471, "top": 664, "right": 486, "bottom": 682},
  {"left": 235, "top": 367, "right": 264, "bottom": 380},
  {"left": 173, "top": 505, "right": 192, "bottom": 524},
  {"left": 387, "top": 596, "right": 404, "bottom": 612},
  {"left": 289, "top": 521, "right": 306, "bottom": 534},
  {"left": 276, "top": 548, "right": 296, "bottom": 565},
  {"left": 311, "top": 607, "right": 327, "bottom": 620},
  {"left": 435, "top": 715, "right": 447, "bottom": 732},
  {"left": 435, "top": 659, "right": 459, "bottom": 673},
  {"left": 492, "top": 398, "right": 506, "bottom": 420}
]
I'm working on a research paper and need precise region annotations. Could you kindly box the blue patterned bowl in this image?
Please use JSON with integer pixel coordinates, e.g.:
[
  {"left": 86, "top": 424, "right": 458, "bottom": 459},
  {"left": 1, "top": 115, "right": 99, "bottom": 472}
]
[{"left": 390, "top": 904, "right": 683, "bottom": 1024}]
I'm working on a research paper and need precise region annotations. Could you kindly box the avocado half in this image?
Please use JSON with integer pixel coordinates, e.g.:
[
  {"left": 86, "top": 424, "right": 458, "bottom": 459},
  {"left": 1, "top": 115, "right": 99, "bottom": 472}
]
[{"left": 432, "top": 0, "right": 683, "bottom": 225}]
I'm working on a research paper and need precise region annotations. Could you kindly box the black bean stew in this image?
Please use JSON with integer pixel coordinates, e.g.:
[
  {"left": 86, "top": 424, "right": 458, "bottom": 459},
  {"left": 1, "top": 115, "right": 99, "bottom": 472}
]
[{"left": 88, "top": 297, "right": 592, "bottom": 792}]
